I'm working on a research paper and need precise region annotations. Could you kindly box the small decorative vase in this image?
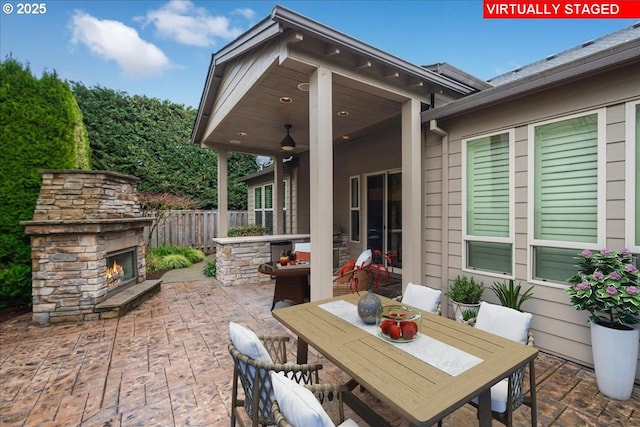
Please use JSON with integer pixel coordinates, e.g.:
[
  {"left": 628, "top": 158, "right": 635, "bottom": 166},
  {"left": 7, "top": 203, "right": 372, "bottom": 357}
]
[
  {"left": 357, "top": 289, "right": 382, "bottom": 324},
  {"left": 590, "top": 320, "right": 639, "bottom": 400}
]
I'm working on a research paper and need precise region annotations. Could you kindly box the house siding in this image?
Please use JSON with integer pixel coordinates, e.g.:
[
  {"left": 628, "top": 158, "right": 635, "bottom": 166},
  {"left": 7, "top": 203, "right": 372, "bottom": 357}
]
[{"left": 427, "top": 62, "right": 640, "bottom": 380}]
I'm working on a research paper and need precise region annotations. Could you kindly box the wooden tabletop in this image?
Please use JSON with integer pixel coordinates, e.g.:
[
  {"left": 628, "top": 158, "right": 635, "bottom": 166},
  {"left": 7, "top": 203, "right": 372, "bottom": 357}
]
[
  {"left": 272, "top": 293, "right": 538, "bottom": 426},
  {"left": 258, "top": 262, "right": 310, "bottom": 277}
]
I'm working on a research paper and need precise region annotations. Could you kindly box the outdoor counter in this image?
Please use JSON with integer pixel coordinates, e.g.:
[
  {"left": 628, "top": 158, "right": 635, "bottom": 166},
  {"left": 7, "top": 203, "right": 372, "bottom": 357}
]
[{"left": 212, "top": 234, "right": 310, "bottom": 287}]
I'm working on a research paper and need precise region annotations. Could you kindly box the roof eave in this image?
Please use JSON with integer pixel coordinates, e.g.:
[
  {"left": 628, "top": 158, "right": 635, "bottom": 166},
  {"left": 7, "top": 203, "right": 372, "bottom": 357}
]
[
  {"left": 271, "top": 6, "right": 476, "bottom": 96},
  {"left": 422, "top": 37, "right": 640, "bottom": 123},
  {"left": 190, "top": 15, "right": 284, "bottom": 145}
]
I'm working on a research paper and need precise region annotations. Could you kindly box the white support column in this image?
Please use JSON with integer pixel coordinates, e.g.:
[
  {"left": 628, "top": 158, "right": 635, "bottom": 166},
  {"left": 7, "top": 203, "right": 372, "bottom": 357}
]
[
  {"left": 217, "top": 149, "right": 229, "bottom": 238},
  {"left": 401, "top": 99, "right": 422, "bottom": 290},
  {"left": 309, "top": 66, "right": 333, "bottom": 301},
  {"left": 274, "top": 154, "right": 284, "bottom": 234}
]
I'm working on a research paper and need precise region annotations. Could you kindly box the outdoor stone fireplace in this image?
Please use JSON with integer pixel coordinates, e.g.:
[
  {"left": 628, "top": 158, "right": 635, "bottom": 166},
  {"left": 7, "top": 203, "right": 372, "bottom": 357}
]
[{"left": 22, "top": 170, "right": 156, "bottom": 325}]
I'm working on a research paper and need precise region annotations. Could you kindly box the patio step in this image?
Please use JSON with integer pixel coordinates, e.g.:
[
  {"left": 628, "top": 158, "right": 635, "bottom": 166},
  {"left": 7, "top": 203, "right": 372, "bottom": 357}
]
[{"left": 95, "top": 279, "right": 162, "bottom": 319}]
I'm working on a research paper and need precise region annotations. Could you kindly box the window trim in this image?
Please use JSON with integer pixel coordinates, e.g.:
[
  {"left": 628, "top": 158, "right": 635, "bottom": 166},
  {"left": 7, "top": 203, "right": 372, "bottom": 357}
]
[
  {"left": 349, "top": 175, "right": 360, "bottom": 243},
  {"left": 527, "top": 109, "right": 606, "bottom": 287},
  {"left": 625, "top": 100, "right": 640, "bottom": 253},
  {"left": 461, "top": 129, "right": 515, "bottom": 279}
]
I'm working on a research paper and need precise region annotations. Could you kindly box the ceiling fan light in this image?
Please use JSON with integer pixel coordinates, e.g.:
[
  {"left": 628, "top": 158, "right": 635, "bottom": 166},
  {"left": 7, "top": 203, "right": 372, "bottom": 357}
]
[{"left": 280, "top": 124, "right": 296, "bottom": 151}]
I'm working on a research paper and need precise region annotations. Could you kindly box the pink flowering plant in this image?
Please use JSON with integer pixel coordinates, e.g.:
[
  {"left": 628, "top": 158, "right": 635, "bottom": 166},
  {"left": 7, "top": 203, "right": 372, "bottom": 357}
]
[{"left": 566, "top": 248, "right": 640, "bottom": 328}]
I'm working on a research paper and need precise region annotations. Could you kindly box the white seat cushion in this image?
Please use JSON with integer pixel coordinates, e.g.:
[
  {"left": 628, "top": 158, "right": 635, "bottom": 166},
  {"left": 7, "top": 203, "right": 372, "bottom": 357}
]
[
  {"left": 471, "top": 378, "right": 509, "bottom": 414},
  {"left": 270, "top": 372, "right": 335, "bottom": 427},
  {"left": 338, "top": 419, "right": 360, "bottom": 427},
  {"left": 294, "top": 242, "right": 311, "bottom": 253},
  {"left": 355, "top": 249, "right": 372, "bottom": 269},
  {"left": 229, "top": 322, "right": 272, "bottom": 363},
  {"left": 401, "top": 283, "right": 442, "bottom": 313},
  {"left": 474, "top": 301, "right": 532, "bottom": 344}
]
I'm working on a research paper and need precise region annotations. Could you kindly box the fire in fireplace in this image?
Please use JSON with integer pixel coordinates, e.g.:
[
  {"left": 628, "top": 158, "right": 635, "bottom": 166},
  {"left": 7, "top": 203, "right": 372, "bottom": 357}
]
[{"left": 105, "top": 248, "right": 137, "bottom": 291}]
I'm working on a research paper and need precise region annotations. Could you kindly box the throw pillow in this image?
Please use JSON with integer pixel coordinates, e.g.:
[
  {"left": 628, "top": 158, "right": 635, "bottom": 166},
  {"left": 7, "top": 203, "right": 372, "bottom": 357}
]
[
  {"left": 229, "top": 322, "right": 273, "bottom": 362},
  {"left": 270, "top": 372, "right": 335, "bottom": 427}
]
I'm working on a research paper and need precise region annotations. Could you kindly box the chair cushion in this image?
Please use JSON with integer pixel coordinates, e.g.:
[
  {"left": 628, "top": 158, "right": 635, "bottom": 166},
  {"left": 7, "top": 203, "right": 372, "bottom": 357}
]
[
  {"left": 229, "top": 322, "right": 273, "bottom": 363},
  {"left": 355, "top": 249, "right": 372, "bottom": 269},
  {"left": 401, "top": 283, "right": 442, "bottom": 313},
  {"left": 270, "top": 372, "right": 335, "bottom": 427},
  {"left": 337, "top": 259, "right": 356, "bottom": 276},
  {"left": 471, "top": 378, "right": 509, "bottom": 414},
  {"left": 474, "top": 301, "right": 532, "bottom": 344},
  {"left": 338, "top": 419, "right": 360, "bottom": 427}
]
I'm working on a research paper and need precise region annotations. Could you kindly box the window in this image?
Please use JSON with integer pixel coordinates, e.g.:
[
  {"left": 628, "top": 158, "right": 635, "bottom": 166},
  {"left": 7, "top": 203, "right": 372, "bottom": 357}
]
[
  {"left": 627, "top": 101, "right": 640, "bottom": 253},
  {"left": 463, "top": 131, "right": 513, "bottom": 276},
  {"left": 350, "top": 176, "right": 360, "bottom": 242},
  {"left": 254, "top": 181, "right": 288, "bottom": 234},
  {"left": 528, "top": 111, "right": 605, "bottom": 284},
  {"left": 254, "top": 187, "right": 262, "bottom": 227}
]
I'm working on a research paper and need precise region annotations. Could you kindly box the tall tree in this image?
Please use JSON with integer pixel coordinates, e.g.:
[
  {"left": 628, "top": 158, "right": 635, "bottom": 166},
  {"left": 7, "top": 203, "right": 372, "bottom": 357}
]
[
  {"left": 0, "top": 57, "right": 90, "bottom": 307},
  {"left": 71, "top": 83, "right": 256, "bottom": 209}
]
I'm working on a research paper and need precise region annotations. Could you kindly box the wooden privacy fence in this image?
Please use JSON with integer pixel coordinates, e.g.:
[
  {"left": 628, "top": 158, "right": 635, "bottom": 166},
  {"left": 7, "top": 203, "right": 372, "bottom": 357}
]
[{"left": 144, "top": 210, "right": 247, "bottom": 254}]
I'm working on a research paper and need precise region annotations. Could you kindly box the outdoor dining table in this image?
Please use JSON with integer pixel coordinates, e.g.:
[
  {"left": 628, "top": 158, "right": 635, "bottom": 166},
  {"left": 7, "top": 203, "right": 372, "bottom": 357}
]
[
  {"left": 272, "top": 293, "right": 538, "bottom": 427},
  {"left": 258, "top": 261, "right": 310, "bottom": 309}
]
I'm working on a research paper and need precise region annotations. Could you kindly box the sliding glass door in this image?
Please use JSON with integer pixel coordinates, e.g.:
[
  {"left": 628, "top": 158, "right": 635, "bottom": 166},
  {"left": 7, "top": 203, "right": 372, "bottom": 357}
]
[{"left": 366, "top": 171, "right": 402, "bottom": 270}]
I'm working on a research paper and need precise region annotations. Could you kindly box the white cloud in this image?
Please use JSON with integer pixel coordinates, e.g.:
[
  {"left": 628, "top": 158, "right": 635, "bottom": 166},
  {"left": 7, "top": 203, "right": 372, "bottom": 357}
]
[
  {"left": 232, "top": 8, "right": 256, "bottom": 20},
  {"left": 141, "top": 0, "right": 250, "bottom": 47},
  {"left": 70, "top": 11, "right": 170, "bottom": 78}
]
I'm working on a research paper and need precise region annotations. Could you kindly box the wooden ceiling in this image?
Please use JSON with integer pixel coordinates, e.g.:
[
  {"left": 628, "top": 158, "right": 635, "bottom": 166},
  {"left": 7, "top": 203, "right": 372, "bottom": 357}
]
[{"left": 200, "top": 59, "right": 407, "bottom": 157}]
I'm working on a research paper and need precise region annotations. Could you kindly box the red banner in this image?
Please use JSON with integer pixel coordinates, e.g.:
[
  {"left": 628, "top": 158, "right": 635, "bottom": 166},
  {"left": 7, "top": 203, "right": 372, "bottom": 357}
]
[{"left": 484, "top": 1, "right": 640, "bottom": 18}]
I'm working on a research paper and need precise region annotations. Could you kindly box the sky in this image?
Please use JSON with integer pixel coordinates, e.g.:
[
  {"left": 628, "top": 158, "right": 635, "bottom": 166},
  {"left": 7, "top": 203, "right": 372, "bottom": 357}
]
[{"left": 1, "top": 1, "right": 638, "bottom": 109}]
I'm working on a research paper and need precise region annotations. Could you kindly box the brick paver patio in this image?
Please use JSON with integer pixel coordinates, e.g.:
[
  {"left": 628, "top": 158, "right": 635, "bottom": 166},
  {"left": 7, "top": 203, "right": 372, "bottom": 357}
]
[{"left": 1, "top": 270, "right": 639, "bottom": 426}]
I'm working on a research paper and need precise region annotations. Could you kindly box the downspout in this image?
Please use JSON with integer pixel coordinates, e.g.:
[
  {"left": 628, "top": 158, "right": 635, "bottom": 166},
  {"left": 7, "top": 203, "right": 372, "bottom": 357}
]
[{"left": 429, "top": 120, "right": 449, "bottom": 317}]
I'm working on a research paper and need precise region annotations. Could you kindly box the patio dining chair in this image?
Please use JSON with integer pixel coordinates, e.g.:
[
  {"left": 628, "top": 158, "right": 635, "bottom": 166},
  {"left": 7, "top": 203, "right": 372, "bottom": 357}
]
[
  {"left": 465, "top": 302, "right": 537, "bottom": 427},
  {"left": 228, "top": 322, "right": 323, "bottom": 427},
  {"left": 393, "top": 282, "right": 442, "bottom": 314},
  {"left": 333, "top": 250, "right": 373, "bottom": 296},
  {"left": 270, "top": 371, "right": 360, "bottom": 427}
]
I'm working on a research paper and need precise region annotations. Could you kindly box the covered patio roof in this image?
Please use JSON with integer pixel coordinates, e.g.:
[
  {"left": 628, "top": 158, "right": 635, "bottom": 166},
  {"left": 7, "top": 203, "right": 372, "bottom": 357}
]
[{"left": 190, "top": 5, "right": 482, "bottom": 156}]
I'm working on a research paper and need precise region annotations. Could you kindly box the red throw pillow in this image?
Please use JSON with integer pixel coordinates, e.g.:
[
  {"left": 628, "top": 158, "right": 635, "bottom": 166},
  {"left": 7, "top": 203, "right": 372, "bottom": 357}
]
[{"left": 338, "top": 259, "right": 356, "bottom": 276}]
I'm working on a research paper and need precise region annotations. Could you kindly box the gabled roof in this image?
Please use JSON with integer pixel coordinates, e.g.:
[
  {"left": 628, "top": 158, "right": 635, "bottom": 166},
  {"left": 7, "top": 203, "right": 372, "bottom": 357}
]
[
  {"left": 422, "top": 22, "right": 640, "bottom": 122},
  {"left": 191, "top": 5, "right": 481, "bottom": 148}
]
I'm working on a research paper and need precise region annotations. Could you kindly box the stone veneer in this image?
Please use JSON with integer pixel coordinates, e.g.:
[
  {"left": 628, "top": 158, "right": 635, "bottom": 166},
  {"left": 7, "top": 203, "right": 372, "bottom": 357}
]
[
  {"left": 22, "top": 170, "right": 153, "bottom": 325},
  {"left": 213, "top": 234, "right": 310, "bottom": 287}
]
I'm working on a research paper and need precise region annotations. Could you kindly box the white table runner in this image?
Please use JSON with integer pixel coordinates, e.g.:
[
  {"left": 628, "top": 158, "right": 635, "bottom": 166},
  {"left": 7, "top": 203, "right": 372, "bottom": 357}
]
[{"left": 319, "top": 300, "right": 483, "bottom": 376}]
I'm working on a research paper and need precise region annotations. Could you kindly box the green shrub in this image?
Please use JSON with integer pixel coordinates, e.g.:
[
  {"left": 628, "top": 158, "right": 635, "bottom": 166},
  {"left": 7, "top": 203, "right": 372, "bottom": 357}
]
[
  {"left": 228, "top": 225, "right": 268, "bottom": 237},
  {"left": 157, "top": 254, "right": 192, "bottom": 270},
  {"left": 173, "top": 247, "right": 205, "bottom": 263},
  {"left": 0, "top": 57, "right": 90, "bottom": 307},
  {"left": 147, "top": 246, "right": 177, "bottom": 257},
  {"left": 203, "top": 260, "right": 216, "bottom": 278}
]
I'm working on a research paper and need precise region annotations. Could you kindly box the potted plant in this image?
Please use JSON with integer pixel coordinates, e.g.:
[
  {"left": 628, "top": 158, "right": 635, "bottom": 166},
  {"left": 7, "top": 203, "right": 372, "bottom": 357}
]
[
  {"left": 445, "top": 275, "right": 484, "bottom": 322},
  {"left": 491, "top": 279, "right": 534, "bottom": 312},
  {"left": 566, "top": 248, "right": 640, "bottom": 400}
]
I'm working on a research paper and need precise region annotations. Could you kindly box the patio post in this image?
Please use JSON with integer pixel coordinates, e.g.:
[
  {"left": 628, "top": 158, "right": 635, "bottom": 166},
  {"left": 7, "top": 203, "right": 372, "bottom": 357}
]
[
  {"left": 308, "top": 66, "right": 334, "bottom": 301},
  {"left": 217, "top": 149, "right": 228, "bottom": 237},
  {"left": 401, "top": 99, "right": 422, "bottom": 289},
  {"left": 274, "top": 153, "right": 284, "bottom": 234}
]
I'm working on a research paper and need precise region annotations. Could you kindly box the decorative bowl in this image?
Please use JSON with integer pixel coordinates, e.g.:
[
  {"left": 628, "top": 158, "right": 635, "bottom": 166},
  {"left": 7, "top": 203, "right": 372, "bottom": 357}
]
[{"left": 377, "top": 305, "right": 421, "bottom": 343}]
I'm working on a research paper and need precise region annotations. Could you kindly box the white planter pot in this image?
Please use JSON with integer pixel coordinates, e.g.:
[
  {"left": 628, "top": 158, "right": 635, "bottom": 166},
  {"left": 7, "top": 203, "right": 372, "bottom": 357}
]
[
  {"left": 450, "top": 301, "right": 481, "bottom": 323},
  {"left": 590, "top": 320, "right": 640, "bottom": 400}
]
